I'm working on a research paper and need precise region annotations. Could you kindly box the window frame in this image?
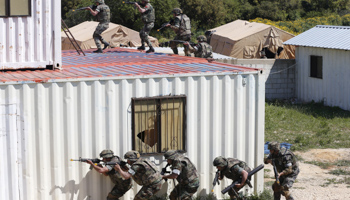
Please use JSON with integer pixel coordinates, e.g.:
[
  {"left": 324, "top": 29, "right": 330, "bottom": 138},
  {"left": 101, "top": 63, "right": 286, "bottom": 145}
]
[
  {"left": 0, "top": 0, "right": 31, "bottom": 17},
  {"left": 131, "top": 95, "right": 187, "bottom": 155},
  {"left": 310, "top": 55, "right": 323, "bottom": 79}
]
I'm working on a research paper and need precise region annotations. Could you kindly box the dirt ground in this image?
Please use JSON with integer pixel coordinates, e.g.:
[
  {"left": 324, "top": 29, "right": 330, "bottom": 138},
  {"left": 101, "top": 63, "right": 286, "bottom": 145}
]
[{"left": 264, "top": 148, "right": 350, "bottom": 200}]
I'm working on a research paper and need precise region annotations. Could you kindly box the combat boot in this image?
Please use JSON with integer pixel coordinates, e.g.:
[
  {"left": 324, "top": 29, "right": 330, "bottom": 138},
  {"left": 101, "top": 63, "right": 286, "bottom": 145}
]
[
  {"left": 102, "top": 41, "right": 110, "bottom": 50},
  {"left": 146, "top": 46, "right": 155, "bottom": 53},
  {"left": 137, "top": 45, "right": 145, "bottom": 51},
  {"left": 93, "top": 48, "right": 103, "bottom": 53}
]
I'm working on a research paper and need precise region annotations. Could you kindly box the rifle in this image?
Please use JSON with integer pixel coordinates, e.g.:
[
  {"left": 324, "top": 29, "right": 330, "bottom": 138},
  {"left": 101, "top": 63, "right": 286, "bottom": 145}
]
[
  {"left": 170, "top": 40, "right": 196, "bottom": 47},
  {"left": 221, "top": 164, "right": 264, "bottom": 195},
  {"left": 211, "top": 170, "right": 220, "bottom": 192},
  {"left": 72, "top": 5, "right": 97, "bottom": 12},
  {"left": 103, "top": 161, "right": 127, "bottom": 167},
  {"left": 272, "top": 159, "right": 280, "bottom": 185},
  {"left": 122, "top": 1, "right": 139, "bottom": 4},
  {"left": 161, "top": 163, "right": 171, "bottom": 181},
  {"left": 157, "top": 19, "right": 174, "bottom": 31},
  {"left": 70, "top": 157, "right": 102, "bottom": 164}
]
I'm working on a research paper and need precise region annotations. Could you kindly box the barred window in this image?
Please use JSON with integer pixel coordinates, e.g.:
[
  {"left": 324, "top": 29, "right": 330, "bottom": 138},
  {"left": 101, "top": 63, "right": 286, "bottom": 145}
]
[
  {"left": 0, "top": 0, "right": 31, "bottom": 17},
  {"left": 310, "top": 55, "right": 323, "bottom": 79},
  {"left": 132, "top": 95, "right": 186, "bottom": 154}
]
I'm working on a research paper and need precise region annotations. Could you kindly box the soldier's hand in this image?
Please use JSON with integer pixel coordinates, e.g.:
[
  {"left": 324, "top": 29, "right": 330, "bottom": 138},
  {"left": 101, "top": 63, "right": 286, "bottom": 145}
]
[
  {"left": 86, "top": 160, "right": 93, "bottom": 165},
  {"left": 165, "top": 24, "right": 171, "bottom": 27},
  {"left": 183, "top": 42, "right": 189, "bottom": 46}
]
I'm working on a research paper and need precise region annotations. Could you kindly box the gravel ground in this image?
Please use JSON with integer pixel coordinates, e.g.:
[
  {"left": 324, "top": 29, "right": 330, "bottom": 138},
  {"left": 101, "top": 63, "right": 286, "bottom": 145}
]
[{"left": 264, "top": 148, "right": 350, "bottom": 200}]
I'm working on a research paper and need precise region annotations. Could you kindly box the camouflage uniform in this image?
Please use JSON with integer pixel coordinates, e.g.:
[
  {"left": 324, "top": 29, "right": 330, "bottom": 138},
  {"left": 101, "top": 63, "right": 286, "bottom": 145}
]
[
  {"left": 106, "top": 156, "right": 132, "bottom": 199},
  {"left": 169, "top": 9, "right": 192, "bottom": 56},
  {"left": 139, "top": 1, "right": 155, "bottom": 51},
  {"left": 168, "top": 154, "right": 200, "bottom": 200},
  {"left": 218, "top": 158, "right": 251, "bottom": 199},
  {"left": 93, "top": 2, "right": 110, "bottom": 51},
  {"left": 129, "top": 157, "right": 163, "bottom": 200},
  {"left": 188, "top": 35, "right": 213, "bottom": 58},
  {"left": 265, "top": 142, "right": 299, "bottom": 200}
]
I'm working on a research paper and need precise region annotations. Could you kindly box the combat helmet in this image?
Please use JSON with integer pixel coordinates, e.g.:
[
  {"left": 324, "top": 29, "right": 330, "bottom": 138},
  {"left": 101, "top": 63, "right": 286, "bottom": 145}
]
[
  {"left": 197, "top": 35, "right": 207, "bottom": 42},
  {"left": 268, "top": 141, "right": 280, "bottom": 151},
  {"left": 164, "top": 150, "right": 178, "bottom": 160},
  {"left": 213, "top": 156, "right": 228, "bottom": 168},
  {"left": 100, "top": 149, "right": 114, "bottom": 158},
  {"left": 95, "top": 0, "right": 104, "bottom": 4},
  {"left": 124, "top": 150, "right": 141, "bottom": 161},
  {"left": 172, "top": 8, "right": 182, "bottom": 15}
]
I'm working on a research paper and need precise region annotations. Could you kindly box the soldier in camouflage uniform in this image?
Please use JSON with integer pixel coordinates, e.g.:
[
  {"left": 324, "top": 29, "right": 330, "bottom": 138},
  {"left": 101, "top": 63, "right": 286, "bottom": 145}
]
[
  {"left": 162, "top": 150, "right": 200, "bottom": 200},
  {"left": 166, "top": 8, "right": 192, "bottom": 56},
  {"left": 86, "top": 150, "right": 132, "bottom": 199},
  {"left": 134, "top": 0, "right": 155, "bottom": 53},
  {"left": 86, "top": 0, "right": 110, "bottom": 53},
  {"left": 184, "top": 35, "right": 213, "bottom": 58},
  {"left": 213, "top": 156, "right": 252, "bottom": 199},
  {"left": 264, "top": 142, "right": 299, "bottom": 200},
  {"left": 114, "top": 150, "right": 163, "bottom": 200}
]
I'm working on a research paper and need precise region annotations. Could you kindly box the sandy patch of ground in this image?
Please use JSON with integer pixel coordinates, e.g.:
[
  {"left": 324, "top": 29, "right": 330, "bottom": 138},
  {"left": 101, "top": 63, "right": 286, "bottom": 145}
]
[{"left": 264, "top": 148, "right": 350, "bottom": 200}]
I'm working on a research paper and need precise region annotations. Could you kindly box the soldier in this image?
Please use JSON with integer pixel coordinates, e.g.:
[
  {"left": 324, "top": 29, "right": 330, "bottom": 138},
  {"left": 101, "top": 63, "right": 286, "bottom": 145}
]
[
  {"left": 162, "top": 150, "right": 200, "bottom": 200},
  {"left": 166, "top": 8, "right": 192, "bottom": 56},
  {"left": 213, "top": 156, "right": 251, "bottom": 199},
  {"left": 86, "top": 150, "right": 132, "bottom": 200},
  {"left": 114, "top": 150, "right": 163, "bottom": 200},
  {"left": 264, "top": 142, "right": 299, "bottom": 200},
  {"left": 86, "top": 0, "right": 110, "bottom": 53},
  {"left": 134, "top": 0, "right": 155, "bottom": 53},
  {"left": 184, "top": 35, "right": 213, "bottom": 58}
]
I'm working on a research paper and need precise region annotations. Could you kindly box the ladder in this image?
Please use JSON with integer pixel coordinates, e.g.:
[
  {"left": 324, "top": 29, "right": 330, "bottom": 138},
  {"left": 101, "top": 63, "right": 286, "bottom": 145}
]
[{"left": 61, "top": 19, "right": 86, "bottom": 56}]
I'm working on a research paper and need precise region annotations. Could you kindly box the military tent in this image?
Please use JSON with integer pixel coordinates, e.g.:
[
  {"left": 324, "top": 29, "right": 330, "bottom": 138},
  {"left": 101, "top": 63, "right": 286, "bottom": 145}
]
[
  {"left": 209, "top": 19, "right": 295, "bottom": 59},
  {"left": 61, "top": 21, "right": 159, "bottom": 50}
]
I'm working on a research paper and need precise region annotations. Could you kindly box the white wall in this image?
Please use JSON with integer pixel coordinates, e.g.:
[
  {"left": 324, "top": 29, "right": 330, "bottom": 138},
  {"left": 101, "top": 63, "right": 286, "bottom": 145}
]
[
  {"left": 0, "top": 0, "right": 61, "bottom": 70},
  {"left": 295, "top": 47, "right": 350, "bottom": 110},
  {"left": 0, "top": 72, "right": 265, "bottom": 200}
]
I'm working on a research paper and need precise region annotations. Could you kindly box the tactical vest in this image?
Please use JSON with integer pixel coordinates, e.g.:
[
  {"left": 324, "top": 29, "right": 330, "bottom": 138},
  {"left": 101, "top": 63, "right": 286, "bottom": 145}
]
[
  {"left": 221, "top": 158, "right": 251, "bottom": 180},
  {"left": 175, "top": 14, "right": 191, "bottom": 36},
  {"left": 275, "top": 147, "right": 299, "bottom": 173},
  {"left": 172, "top": 155, "right": 199, "bottom": 185},
  {"left": 96, "top": 4, "right": 110, "bottom": 23},
  {"left": 195, "top": 42, "right": 213, "bottom": 58},
  {"left": 132, "top": 158, "right": 162, "bottom": 186},
  {"left": 108, "top": 156, "right": 132, "bottom": 186},
  {"left": 141, "top": 3, "right": 155, "bottom": 23}
]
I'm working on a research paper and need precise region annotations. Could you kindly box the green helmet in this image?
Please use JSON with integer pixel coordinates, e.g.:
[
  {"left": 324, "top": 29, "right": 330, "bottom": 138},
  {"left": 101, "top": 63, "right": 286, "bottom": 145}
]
[
  {"left": 172, "top": 8, "right": 182, "bottom": 15},
  {"left": 197, "top": 35, "right": 207, "bottom": 42},
  {"left": 213, "top": 156, "right": 228, "bottom": 168},
  {"left": 268, "top": 141, "right": 280, "bottom": 151},
  {"left": 95, "top": 0, "right": 104, "bottom": 4},
  {"left": 99, "top": 149, "right": 114, "bottom": 158},
  {"left": 124, "top": 150, "right": 141, "bottom": 161},
  {"left": 164, "top": 150, "right": 178, "bottom": 160}
]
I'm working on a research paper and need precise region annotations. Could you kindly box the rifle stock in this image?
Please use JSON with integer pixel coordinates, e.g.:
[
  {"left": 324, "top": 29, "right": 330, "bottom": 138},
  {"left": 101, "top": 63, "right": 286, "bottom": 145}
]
[{"left": 221, "top": 164, "right": 264, "bottom": 194}]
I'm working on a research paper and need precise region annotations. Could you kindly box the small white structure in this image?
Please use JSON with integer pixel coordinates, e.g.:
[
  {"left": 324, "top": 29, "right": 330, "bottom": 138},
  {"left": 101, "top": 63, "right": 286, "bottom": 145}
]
[
  {"left": 0, "top": 0, "right": 61, "bottom": 70},
  {"left": 284, "top": 25, "right": 350, "bottom": 110},
  {"left": 0, "top": 45, "right": 265, "bottom": 199}
]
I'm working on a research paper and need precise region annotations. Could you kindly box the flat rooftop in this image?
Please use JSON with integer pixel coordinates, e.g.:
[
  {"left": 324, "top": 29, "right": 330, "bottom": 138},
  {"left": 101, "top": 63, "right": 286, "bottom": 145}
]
[{"left": 0, "top": 48, "right": 260, "bottom": 84}]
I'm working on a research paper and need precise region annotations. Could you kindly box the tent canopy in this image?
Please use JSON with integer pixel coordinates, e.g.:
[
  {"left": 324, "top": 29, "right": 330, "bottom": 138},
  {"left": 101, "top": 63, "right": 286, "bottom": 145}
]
[
  {"left": 62, "top": 21, "right": 159, "bottom": 50},
  {"left": 209, "top": 19, "right": 295, "bottom": 59}
]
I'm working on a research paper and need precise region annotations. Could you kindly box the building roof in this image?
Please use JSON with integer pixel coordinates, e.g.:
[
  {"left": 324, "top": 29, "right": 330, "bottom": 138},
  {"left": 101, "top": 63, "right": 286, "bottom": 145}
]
[
  {"left": 0, "top": 48, "right": 260, "bottom": 84},
  {"left": 283, "top": 25, "right": 350, "bottom": 50}
]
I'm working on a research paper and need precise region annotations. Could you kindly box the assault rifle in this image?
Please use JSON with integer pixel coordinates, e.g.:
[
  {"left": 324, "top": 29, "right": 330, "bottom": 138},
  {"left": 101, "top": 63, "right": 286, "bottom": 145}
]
[
  {"left": 71, "top": 157, "right": 102, "bottom": 164},
  {"left": 72, "top": 5, "right": 97, "bottom": 12},
  {"left": 157, "top": 19, "right": 174, "bottom": 31},
  {"left": 221, "top": 164, "right": 264, "bottom": 195},
  {"left": 170, "top": 40, "right": 196, "bottom": 47},
  {"left": 161, "top": 163, "right": 171, "bottom": 181},
  {"left": 272, "top": 159, "right": 280, "bottom": 185},
  {"left": 123, "top": 1, "right": 140, "bottom": 4},
  {"left": 102, "top": 160, "right": 127, "bottom": 167},
  {"left": 211, "top": 170, "right": 220, "bottom": 192}
]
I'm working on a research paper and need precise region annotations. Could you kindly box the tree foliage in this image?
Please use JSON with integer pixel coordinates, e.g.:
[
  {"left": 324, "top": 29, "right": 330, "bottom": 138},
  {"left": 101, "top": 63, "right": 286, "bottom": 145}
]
[{"left": 62, "top": 0, "right": 350, "bottom": 39}]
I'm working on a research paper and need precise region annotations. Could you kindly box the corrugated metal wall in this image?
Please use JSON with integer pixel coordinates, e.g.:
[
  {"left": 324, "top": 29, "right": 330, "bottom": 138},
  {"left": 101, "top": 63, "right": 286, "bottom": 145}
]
[
  {"left": 0, "top": 72, "right": 265, "bottom": 200},
  {"left": 296, "top": 47, "right": 350, "bottom": 110},
  {"left": 0, "top": 0, "right": 61, "bottom": 70}
]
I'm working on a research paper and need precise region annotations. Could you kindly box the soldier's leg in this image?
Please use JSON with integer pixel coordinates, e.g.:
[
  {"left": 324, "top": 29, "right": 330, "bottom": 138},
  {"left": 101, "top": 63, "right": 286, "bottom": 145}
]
[
  {"left": 281, "top": 174, "right": 297, "bottom": 200},
  {"left": 134, "top": 181, "right": 162, "bottom": 200},
  {"left": 170, "top": 36, "right": 181, "bottom": 54},
  {"left": 93, "top": 23, "right": 109, "bottom": 53},
  {"left": 169, "top": 184, "right": 181, "bottom": 200},
  {"left": 143, "top": 23, "right": 155, "bottom": 53},
  {"left": 107, "top": 185, "right": 127, "bottom": 200},
  {"left": 177, "top": 184, "right": 199, "bottom": 200},
  {"left": 272, "top": 182, "right": 282, "bottom": 200},
  {"left": 138, "top": 26, "right": 146, "bottom": 50},
  {"left": 182, "top": 34, "right": 192, "bottom": 56}
]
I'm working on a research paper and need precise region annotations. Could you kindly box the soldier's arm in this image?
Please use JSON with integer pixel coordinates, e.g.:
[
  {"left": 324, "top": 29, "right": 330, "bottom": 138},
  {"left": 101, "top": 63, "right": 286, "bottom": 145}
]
[
  {"left": 86, "top": 160, "right": 109, "bottom": 175},
  {"left": 135, "top": 3, "right": 146, "bottom": 13},
  {"left": 114, "top": 164, "right": 133, "bottom": 179},
  {"left": 87, "top": 6, "right": 99, "bottom": 16},
  {"left": 169, "top": 18, "right": 181, "bottom": 31}
]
